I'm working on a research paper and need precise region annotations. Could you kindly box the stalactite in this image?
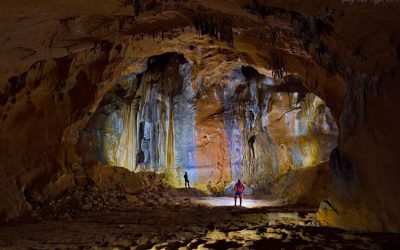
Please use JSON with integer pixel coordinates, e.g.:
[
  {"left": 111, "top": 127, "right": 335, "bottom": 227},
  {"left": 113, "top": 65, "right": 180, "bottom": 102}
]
[
  {"left": 192, "top": 12, "right": 233, "bottom": 46},
  {"left": 118, "top": 16, "right": 135, "bottom": 31},
  {"left": 269, "top": 51, "right": 285, "bottom": 79},
  {"left": 134, "top": 0, "right": 141, "bottom": 17},
  {"left": 118, "top": 16, "right": 125, "bottom": 31},
  {"left": 268, "top": 30, "right": 278, "bottom": 46},
  {"left": 309, "top": 17, "right": 324, "bottom": 39},
  {"left": 315, "top": 41, "right": 326, "bottom": 63},
  {"left": 243, "top": 0, "right": 272, "bottom": 20}
]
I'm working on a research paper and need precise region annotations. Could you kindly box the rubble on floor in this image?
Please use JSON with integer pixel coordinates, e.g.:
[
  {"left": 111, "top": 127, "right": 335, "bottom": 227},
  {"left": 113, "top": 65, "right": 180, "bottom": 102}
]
[
  {"left": 1, "top": 201, "right": 399, "bottom": 250},
  {"left": 22, "top": 164, "right": 205, "bottom": 222}
]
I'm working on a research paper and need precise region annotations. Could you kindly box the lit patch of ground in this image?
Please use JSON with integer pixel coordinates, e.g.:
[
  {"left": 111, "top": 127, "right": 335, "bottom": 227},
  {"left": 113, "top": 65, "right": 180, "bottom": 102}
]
[{"left": 192, "top": 196, "right": 280, "bottom": 208}]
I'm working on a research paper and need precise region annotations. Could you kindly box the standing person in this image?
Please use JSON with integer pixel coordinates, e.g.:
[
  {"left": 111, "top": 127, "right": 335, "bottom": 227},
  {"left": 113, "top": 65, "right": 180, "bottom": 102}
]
[
  {"left": 233, "top": 179, "right": 245, "bottom": 206},
  {"left": 184, "top": 171, "right": 190, "bottom": 188}
]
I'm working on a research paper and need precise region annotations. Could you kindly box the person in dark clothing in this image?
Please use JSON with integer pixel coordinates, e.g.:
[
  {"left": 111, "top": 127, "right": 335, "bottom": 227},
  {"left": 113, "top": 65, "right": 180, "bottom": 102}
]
[{"left": 184, "top": 171, "right": 190, "bottom": 188}]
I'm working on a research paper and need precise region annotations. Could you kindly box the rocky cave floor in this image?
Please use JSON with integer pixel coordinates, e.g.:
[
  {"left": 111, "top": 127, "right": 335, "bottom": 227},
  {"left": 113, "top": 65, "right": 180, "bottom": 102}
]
[{"left": 1, "top": 194, "right": 400, "bottom": 250}]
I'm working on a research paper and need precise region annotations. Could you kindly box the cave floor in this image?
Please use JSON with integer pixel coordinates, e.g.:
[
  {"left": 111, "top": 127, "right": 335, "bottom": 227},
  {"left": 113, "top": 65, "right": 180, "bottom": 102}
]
[
  {"left": 0, "top": 197, "right": 399, "bottom": 250},
  {"left": 192, "top": 196, "right": 279, "bottom": 208}
]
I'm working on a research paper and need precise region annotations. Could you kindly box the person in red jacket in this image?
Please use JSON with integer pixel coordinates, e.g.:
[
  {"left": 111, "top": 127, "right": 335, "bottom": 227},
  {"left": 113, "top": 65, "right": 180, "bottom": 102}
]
[{"left": 233, "top": 179, "right": 245, "bottom": 206}]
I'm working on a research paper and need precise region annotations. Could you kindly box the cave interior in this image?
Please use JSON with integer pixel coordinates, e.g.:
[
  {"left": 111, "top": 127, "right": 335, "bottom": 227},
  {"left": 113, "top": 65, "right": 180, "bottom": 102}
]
[{"left": 1, "top": 0, "right": 400, "bottom": 249}]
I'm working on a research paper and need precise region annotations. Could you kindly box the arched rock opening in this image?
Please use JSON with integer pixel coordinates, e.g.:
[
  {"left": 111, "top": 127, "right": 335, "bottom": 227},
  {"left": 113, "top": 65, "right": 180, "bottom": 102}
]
[
  {"left": 0, "top": 0, "right": 399, "bottom": 234},
  {"left": 76, "top": 51, "right": 338, "bottom": 204}
]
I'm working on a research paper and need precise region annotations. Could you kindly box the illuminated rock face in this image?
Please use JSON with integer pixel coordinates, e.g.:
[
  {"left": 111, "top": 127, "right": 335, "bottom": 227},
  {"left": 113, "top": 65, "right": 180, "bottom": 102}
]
[
  {"left": 172, "top": 62, "right": 197, "bottom": 185},
  {"left": 78, "top": 53, "right": 338, "bottom": 193},
  {"left": 219, "top": 67, "right": 338, "bottom": 195},
  {"left": 3, "top": 0, "right": 399, "bottom": 232},
  {"left": 78, "top": 54, "right": 191, "bottom": 183}
]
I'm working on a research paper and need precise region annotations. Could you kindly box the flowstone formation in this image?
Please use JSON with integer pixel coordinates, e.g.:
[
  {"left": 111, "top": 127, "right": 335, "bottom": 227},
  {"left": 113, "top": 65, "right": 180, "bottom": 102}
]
[
  {"left": 1, "top": 0, "right": 400, "bottom": 233},
  {"left": 78, "top": 53, "right": 196, "bottom": 187},
  {"left": 78, "top": 51, "right": 338, "bottom": 199}
]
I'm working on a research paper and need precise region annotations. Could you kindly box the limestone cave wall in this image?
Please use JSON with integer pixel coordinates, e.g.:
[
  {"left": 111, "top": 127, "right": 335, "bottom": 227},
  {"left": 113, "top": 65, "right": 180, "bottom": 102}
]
[
  {"left": 0, "top": 0, "right": 400, "bottom": 232},
  {"left": 77, "top": 52, "right": 338, "bottom": 196}
]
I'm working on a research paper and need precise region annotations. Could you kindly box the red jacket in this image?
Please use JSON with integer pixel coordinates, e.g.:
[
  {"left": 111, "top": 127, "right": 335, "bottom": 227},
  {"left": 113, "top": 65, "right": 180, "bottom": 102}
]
[{"left": 234, "top": 183, "right": 245, "bottom": 192}]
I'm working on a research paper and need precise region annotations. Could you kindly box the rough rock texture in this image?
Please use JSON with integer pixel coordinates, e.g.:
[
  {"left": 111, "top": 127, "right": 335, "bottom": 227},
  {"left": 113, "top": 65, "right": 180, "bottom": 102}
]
[
  {"left": 77, "top": 51, "right": 337, "bottom": 197},
  {"left": 272, "top": 161, "right": 332, "bottom": 206},
  {"left": 23, "top": 164, "right": 192, "bottom": 222},
  {"left": 0, "top": 0, "right": 400, "bottom": 232},
  {"left": 2, "top": 202, "right": 400, "bottom": 250}
]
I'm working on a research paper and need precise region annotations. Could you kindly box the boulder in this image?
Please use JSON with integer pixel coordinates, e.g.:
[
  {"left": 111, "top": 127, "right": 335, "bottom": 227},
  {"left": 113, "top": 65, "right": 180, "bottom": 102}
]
[
  {"left": 205, "top": 230, "right": 227, "bottom": 241},
  {"left": 272, "top": 161, "right": 332, "bottom": 206},
  {"left": 125, "top": 194, "right": 139, "bottom": 203},
  {"left": 86, "top": 164, "right": 146, "bottom": 194},
  {"left": 41, "top": 173, "right": 76, "bottom": 200}
]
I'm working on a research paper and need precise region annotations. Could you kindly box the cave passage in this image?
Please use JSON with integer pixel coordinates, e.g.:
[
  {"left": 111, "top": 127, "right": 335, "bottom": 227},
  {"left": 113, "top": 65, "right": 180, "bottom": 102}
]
[
  {"left": 1, "top": 0, "right": 400, "bottom": 249},
  {"left": 78, "top": 52, "right": 338, "bottom": 200}
]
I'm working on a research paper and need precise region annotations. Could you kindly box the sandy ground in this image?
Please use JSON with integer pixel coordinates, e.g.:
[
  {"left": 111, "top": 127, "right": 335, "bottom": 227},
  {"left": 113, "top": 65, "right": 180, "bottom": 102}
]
[
  {"left": 0, "top": 197, "right": 399, "bottom": 250},
  {"left": 193, "top": 197, "right": 281, "bottom": 208}
]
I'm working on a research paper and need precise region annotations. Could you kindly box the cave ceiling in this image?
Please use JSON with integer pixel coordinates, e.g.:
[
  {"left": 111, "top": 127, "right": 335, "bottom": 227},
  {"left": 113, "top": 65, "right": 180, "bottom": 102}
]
[{"left": 2, "top": 0, "right": 399, "bottom": 118}]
